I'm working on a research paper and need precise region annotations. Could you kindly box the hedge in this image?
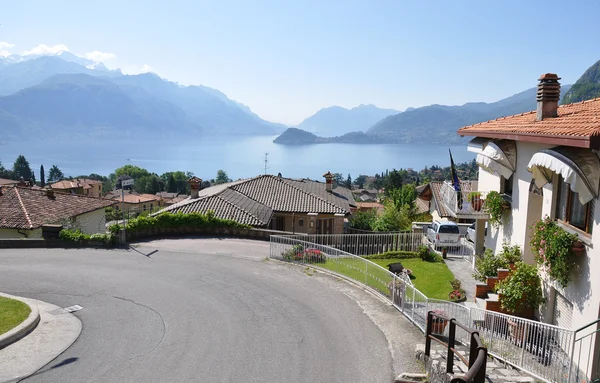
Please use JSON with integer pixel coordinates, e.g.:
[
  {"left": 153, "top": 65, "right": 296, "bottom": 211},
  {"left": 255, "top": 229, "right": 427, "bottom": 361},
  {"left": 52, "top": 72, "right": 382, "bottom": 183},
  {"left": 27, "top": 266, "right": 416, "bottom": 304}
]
[
  {"left": 363, "top": 250, "right": 420, "bottom": 260},
  {"left": 109, "top": 211, "right": 250, "bottom": 240}
]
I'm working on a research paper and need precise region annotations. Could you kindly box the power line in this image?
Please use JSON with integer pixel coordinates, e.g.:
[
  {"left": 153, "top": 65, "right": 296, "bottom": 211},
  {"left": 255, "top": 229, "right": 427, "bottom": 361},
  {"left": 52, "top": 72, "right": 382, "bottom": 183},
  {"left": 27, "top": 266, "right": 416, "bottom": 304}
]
[{"left": 264, "top": 153, "right": 269, "bottom": 175}]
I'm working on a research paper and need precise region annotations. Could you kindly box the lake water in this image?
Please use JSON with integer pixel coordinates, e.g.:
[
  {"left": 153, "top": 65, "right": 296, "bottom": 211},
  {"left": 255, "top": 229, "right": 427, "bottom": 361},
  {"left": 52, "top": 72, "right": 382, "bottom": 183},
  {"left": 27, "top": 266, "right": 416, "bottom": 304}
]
[{"left": 0, "top": 136, "right": 474, "bottom": 181}]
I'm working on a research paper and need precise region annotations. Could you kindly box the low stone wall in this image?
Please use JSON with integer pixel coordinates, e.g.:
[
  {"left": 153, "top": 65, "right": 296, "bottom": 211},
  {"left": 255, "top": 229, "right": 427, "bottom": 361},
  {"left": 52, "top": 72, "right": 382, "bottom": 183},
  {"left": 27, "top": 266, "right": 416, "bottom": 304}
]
[{"left": 0, "top": 227, "right": 295, "bottom": 249}]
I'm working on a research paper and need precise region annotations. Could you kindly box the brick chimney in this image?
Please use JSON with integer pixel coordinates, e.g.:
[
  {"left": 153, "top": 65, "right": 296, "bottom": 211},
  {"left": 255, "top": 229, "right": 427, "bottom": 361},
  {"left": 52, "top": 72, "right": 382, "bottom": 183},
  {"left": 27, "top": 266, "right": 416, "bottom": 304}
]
[
  {"left": 323, "top": 171, "right": 334, "bottom": 193},
  {"left": 187, "top": 176, "right": 202, "bottom": 199},
  {"left": 536, "top": 73, "right": 561, "bottom": 121}
]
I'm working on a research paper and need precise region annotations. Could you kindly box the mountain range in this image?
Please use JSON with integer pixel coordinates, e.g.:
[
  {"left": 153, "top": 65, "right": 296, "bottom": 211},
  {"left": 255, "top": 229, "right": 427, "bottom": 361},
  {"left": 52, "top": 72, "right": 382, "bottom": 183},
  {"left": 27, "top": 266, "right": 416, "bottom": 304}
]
[
  {"left": 275, "top": 84, "right": 573, "bottom": 145},
  {"left": 562, "top": 60, "right": 600, "bottom": 104},
  {"left": 0, "top": 54, "right": 286, "bottom": 141},
  {"left": 295, "top": 104, "right": 400, "bottom": 136}
]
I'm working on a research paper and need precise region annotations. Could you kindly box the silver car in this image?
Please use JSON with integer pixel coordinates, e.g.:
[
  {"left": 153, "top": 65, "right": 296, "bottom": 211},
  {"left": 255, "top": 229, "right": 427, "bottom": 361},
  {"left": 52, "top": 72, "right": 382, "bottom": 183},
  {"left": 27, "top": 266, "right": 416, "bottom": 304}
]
[{"left": 466, "top": 222, "right": 487, "bottom": 242}]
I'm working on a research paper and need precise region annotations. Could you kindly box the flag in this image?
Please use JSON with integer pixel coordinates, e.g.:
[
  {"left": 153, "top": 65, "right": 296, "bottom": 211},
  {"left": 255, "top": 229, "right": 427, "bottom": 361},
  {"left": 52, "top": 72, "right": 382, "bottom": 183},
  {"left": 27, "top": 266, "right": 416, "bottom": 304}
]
[{"left": 449, "top": 149, "right": 463, "bottom": 210}]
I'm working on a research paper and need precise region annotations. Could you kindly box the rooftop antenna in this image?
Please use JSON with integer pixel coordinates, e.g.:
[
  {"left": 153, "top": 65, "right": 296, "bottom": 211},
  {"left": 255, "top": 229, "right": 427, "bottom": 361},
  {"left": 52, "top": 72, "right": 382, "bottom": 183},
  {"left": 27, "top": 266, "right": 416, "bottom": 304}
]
[{"left": 264, "top": 153, "right": 269, "bottom": 175}]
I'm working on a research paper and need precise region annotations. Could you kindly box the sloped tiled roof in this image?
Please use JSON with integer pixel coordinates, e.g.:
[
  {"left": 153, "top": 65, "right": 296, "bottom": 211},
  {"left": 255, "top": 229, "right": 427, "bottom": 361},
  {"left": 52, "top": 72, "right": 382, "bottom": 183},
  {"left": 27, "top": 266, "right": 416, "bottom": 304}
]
[
  {"left": 0, "top": 178, "right": 18, "bottom": 186},
  {"left": 163, "top": 189, "right": 272, "bottom": 226},
  {"left": 0, "top": 186, "right": 116, "bottom": 230},
  {"left": 458, "top": 98, "right": 600, "bottom": 148},
  {"left": 156, "top": 175, "right": 355, "bottom": 226},
  {"left": 50, "top": 178, "right": 102, "bottom": 190},
  {"left": 111, "top": 193, "right": 160, "bottom": 204}
]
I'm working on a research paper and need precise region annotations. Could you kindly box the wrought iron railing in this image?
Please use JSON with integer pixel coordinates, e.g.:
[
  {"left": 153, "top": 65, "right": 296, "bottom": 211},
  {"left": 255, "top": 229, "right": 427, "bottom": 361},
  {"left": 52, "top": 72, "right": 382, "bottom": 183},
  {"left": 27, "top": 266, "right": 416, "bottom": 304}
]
[
  {"left": 425, "top": 311, "right": 487, "bottom": 383},
  {"left": 269, "top": 234, "right": 594, "bottom": 383}
]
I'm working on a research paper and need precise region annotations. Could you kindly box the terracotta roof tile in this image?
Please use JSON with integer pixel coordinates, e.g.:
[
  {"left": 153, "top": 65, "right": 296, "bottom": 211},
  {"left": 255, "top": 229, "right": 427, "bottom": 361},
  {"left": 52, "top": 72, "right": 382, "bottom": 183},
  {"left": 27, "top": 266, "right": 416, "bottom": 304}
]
[
  {"left": 155, "top": 175, "right": 355, "bottom": 226},
  {"left": 0, "top": 186, "right": 115, "bottom": 230},
  {"left": 458, "top": 98, "right": 600, "bottom": 146}
]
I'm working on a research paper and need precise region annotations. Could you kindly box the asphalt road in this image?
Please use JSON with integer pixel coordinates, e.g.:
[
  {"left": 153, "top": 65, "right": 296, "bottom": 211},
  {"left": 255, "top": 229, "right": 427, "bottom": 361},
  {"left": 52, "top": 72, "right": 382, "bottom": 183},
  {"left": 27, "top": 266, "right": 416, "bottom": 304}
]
[{"left": 0, "top": 237, "right": 422, "bottom": 383}]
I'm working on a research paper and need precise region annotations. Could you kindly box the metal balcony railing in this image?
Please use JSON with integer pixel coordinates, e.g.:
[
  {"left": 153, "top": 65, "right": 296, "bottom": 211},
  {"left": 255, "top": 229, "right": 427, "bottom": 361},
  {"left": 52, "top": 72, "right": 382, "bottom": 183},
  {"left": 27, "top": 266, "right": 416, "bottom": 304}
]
[{"left": 440, "top": 182, "right": 490, "bottom": 218}]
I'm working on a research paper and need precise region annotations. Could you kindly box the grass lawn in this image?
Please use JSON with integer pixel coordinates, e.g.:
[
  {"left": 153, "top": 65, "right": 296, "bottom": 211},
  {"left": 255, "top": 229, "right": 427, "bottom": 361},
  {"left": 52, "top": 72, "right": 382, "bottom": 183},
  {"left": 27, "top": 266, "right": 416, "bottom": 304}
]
[
  {"left": 0, "top": 296, "right": 31, "bottom": 335},
  {"left": 317, "top": 257, "right": 455, "bottom": 300}
]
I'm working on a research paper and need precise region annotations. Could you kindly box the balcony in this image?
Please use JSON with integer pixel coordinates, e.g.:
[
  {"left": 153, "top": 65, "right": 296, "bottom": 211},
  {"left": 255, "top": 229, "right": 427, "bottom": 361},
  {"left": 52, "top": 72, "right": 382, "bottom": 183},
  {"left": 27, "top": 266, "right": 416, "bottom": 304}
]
[{"left": 439, "top": 181, "right": 490, "bottom": 219}]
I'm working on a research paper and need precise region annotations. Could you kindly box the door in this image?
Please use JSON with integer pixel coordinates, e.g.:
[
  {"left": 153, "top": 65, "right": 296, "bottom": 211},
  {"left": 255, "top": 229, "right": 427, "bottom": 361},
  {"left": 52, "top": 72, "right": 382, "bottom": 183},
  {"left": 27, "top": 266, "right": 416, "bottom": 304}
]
[{"left": 552, "top": 289, "right": 573, "bottom": 329}]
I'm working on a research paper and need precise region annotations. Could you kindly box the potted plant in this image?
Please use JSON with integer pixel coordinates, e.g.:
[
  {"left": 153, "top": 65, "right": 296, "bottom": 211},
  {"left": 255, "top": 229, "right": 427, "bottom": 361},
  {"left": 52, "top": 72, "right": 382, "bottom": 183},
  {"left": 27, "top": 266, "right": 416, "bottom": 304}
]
[
  {"left": 448, "top": 280, "right": 467, "bottom": 303},
  {"left": 484, "top": 191, "right": 511, "bottom": 227},
  {"left": 572, "top": 240, "right": 586, "bottom": 256},
  {"left": 468, "top": 191, "right": 483, "bottom": 211},
  {"left": 428, "top": 309, "right": 448, "bottom": 334},
  {"left": 530, "top": 216, "right": 579, "bottom": 288},
  {"left": 499, "top": 243, "right": 522, "bottom": 270},
  {"left": 473, "top": 248, "right": 508, "bottom": 282}
]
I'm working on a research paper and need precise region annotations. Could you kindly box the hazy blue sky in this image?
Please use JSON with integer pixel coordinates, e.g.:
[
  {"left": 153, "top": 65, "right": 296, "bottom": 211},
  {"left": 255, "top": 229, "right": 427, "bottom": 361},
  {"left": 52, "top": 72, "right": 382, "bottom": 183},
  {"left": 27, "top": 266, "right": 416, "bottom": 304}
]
[{"left": 1, "top": 0, "right": 599, "bottom": 125}]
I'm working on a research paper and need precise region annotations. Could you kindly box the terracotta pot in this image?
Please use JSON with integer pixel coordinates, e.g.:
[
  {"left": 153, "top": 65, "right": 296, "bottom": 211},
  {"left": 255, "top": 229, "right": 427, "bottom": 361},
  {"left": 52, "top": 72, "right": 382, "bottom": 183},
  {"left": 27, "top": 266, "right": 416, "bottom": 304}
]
[
  {"left": 472, "top": 198, "right": 483, "bottom": 211},
  {"left": 572, "top": 241, "right": 586, "bottom": 255},
  {"left": 430, "top": 320, "right": 448, "bottom": 335}
]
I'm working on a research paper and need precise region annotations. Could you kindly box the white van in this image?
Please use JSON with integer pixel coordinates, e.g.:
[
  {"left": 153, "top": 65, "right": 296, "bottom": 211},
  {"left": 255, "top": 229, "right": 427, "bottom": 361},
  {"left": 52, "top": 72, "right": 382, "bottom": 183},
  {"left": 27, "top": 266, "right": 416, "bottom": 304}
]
[{"left": 426, "top": 220, "right": 462, "bottom": 249}]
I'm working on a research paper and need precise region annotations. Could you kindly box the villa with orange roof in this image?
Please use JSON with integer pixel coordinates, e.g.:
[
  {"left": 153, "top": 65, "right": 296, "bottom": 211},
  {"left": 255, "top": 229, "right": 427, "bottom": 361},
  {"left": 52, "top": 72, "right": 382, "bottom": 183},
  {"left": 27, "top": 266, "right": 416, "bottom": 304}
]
[{"left": 457, "top": 73, "right": 600, "bottom": 378}]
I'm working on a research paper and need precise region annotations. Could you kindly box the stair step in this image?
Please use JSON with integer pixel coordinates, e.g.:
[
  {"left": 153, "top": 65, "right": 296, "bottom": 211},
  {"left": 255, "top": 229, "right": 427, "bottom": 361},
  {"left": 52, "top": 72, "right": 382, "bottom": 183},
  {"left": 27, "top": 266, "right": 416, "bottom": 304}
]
[
  {"left": 474, "top": 297, "right": 487, "bottom": 309},
  {"left": 487, "top": 293, "right": 499, "bottom": 301}
]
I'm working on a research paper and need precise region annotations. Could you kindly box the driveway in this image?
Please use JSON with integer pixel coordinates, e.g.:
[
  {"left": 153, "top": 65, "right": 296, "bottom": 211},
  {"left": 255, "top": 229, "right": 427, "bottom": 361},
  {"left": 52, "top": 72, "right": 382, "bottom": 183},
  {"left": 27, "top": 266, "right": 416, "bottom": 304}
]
[{"left": 0, "top": 237, "right": 423, "bottom": 382}]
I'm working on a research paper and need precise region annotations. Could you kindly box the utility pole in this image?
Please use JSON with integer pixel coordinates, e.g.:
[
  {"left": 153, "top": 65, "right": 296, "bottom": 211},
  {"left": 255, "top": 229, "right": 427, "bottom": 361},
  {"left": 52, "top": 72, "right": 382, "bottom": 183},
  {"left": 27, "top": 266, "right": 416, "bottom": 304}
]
[{"left": 264, "top": 153, "right": 269, "bottom": 175}]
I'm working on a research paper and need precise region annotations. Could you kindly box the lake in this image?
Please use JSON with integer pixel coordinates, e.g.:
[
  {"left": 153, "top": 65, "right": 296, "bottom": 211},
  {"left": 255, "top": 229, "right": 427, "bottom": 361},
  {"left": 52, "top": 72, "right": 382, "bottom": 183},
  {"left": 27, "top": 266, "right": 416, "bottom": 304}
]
[{"left": 0, "top": 136, "right": 475, "bottom": 181}]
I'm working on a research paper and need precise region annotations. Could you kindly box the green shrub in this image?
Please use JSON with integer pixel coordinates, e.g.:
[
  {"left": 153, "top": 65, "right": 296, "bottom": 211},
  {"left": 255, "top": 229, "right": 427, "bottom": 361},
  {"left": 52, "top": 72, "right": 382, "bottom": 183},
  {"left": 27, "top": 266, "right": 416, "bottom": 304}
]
[
  {"left": 108, "top": 211, "right": 250, "bottom": 239},
  {"left": 363, "top": 251, "right": 419, "bottom": 260},
  {"left": 496, "top": 262, "right": 544, "bottom": 315},
  {"left": 418, "top": 245, "right": 443, "bottom": 263},
  {"left": 59, "top": 229, "right": 89, "bottom": 242},
  {"left": 473, "top": 248, "right": 508, "bottom": 282},
  {"left": 498, "top": 243, "right": 522, "bottom": 264},
  {"left": 450, "top": 279, "right": 461, "bottom": 290}
]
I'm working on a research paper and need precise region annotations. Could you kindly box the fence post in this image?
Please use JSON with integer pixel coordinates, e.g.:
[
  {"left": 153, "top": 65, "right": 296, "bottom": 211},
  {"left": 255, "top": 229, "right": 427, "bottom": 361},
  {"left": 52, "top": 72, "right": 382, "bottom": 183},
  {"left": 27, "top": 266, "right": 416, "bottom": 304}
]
[
  {"left": 447, "top": 319, "right": 456, "bottom": 373},
  {"left": 425, "top": 311, "right": 433, "bottom": 356}
]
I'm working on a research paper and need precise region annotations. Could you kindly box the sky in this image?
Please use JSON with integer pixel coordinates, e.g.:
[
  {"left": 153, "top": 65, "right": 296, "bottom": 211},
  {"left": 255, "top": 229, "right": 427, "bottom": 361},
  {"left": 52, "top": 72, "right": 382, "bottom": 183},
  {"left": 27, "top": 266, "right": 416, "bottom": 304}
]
[{"left": 1, "top": 0, "right": 599, "bottom": 125}]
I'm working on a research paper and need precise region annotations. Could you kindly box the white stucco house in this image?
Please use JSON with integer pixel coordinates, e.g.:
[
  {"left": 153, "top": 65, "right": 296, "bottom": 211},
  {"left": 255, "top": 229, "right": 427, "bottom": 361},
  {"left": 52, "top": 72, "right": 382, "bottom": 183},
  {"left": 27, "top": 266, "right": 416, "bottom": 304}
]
[
  {"left": 458, "top": 73, "right": 600, "bottom": 377},
  {"left": 0, "top": 186, "right": 116, "bottom": 238}
]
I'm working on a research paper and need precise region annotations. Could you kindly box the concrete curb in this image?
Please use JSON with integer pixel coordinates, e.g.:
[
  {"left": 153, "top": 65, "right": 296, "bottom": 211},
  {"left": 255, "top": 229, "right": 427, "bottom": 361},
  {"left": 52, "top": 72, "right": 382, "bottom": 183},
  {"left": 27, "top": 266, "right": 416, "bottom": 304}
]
[{"left": 0, "top": 293, "right": 40, "bottom": 350}]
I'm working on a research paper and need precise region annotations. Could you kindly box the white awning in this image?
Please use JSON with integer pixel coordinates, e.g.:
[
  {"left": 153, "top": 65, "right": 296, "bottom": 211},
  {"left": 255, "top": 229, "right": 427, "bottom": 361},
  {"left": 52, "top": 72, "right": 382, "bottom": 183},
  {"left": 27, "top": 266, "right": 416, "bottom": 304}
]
[
  {"left": 527, "top": 147, "right": 600, "bottom": 205},
  {"left": 467, "top": 137, "right": 489, "bottom": 154},
  {"left": 476, "top": 140, "right": 517, "bottom": 179}
]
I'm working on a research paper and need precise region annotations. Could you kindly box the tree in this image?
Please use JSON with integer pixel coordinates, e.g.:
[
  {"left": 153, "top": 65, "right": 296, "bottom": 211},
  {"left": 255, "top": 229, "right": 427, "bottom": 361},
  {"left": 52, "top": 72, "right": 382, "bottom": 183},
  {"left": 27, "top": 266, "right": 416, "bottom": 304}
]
[
  {"left": 354, "top": 175, "right": 367, "bottom": 189},
  {"left": 345, "top": 174, "right": 352, "bottom": 189},
  {"left": 115, "top": 165, "right": 150, "bottom": 180},
  {"left": 333, "top": 173, "right": 344, "bottom": 186},
  {"left": 166, "top": 174, "right": 177, "bottom": 193},
  {"left": 215, "top": 170, "right": 231, "bottom": 185},
  {"left": 40, "top": 165, "right": 45, "bottom": 187},
  {"left": 13, "top": 155, "right": 32, "bottom": 181},
  {"left": 372, "top": 202, "right": 412, "bottom": 232},
  {"left": 388, "top": 184, "right": 417, "bottom": 211},
  {"left": 48, "top": 165, "right": 65, "bottom": 182},
  {"left": 349, "top": 209, "right": 378, "bottom": 231},
  {"left": 0, "top": 161, "right": 11, "bottom": 179}
]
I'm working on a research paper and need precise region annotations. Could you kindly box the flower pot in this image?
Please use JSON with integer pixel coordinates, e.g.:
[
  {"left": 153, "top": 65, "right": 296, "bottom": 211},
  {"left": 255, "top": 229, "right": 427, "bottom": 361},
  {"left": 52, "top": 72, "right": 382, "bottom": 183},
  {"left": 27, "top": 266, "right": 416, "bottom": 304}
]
[
  {"left": 430, "top": 319, "right": 448, "bottom": 335},
  {"left": 572, "top": 241, "right": 586, "bottom": 256},
  {"left": 472, "top": 198, "right": 483, "bottom": 212}
]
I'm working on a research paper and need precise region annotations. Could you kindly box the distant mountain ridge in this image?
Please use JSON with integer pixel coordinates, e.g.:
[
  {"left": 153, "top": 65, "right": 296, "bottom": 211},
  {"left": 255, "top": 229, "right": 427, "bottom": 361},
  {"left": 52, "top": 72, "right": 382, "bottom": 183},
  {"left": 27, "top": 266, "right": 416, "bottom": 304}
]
[
  {"left": 562, "top": 60, "right": 600, "bottom": 104},
  {"left": 296, "top": 104, "right": 400, "bottom": 136},
  {"left": 0, "top": 55, "right": 286, "bottom": 141},
  {"left": 274, "top": 84, "right": 572, "bottom": 145}
]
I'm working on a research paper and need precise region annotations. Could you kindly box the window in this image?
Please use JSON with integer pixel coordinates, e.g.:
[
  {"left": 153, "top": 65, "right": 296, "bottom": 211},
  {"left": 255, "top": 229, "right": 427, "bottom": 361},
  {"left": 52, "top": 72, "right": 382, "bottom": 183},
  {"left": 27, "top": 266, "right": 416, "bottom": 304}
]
[
  {"left": 555, "top": 176, "right": 593, "bottom": 234},
  {"left": 298, "top": 218, "right": 304, "bottom": 227},
  {"left": 501, "top": 174, "right": 514, "bottom": 196},
  {"left": 439, "top": 225, "right": 460, "bottom": 234}
]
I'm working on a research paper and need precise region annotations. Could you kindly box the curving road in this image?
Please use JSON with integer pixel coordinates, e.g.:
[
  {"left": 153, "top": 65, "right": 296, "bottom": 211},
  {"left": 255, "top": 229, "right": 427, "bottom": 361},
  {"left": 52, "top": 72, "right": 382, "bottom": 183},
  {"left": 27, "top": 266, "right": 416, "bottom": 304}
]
[{"left": 0, "top": 238, "right": 422, "bottom": 382}]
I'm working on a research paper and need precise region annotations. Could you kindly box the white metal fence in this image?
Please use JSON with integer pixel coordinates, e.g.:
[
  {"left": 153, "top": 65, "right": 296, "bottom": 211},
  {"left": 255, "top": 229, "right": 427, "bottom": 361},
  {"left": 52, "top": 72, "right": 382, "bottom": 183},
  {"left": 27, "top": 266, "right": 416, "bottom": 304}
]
[
  {"left": 269, "top": 235, "right": 592, "bottom": 383},
  {"left": 275, "top": 232, "right": 426, "bottom": 256}
]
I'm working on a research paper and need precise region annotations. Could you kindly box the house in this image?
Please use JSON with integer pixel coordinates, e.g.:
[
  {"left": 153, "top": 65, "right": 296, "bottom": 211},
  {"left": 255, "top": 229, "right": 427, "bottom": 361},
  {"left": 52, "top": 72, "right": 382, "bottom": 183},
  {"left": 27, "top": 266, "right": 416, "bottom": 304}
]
[
  {"left": 156, "top": 192, "right": 190, "bottom": 206},
  {"left": 457, "top": 73, "right": 600, "bottom": 371},
  {"left": 355, "top": 202, "right": 385, "bottom": 214},
  {"left": 0, "top": 186, "right": 115, "bottom": 238},
  {"left": 155, "top": 173, "right": 356, "bottom": 234},
  {"left": 50, "top": 178, "right": 103, "bottom": 198},
  {"left": 110, "top": 191, "right": 163, "bottom": 214}
]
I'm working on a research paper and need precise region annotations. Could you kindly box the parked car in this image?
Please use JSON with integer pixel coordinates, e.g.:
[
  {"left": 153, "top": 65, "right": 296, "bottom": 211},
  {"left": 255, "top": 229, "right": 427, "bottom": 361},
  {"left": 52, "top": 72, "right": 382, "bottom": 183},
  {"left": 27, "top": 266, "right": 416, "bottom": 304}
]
[
  {"left": 426, "top": 220, "right": 461, "bottom": 249},
  {"left": 466, "top": 222, "right": 488, "bottom": 243}
]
